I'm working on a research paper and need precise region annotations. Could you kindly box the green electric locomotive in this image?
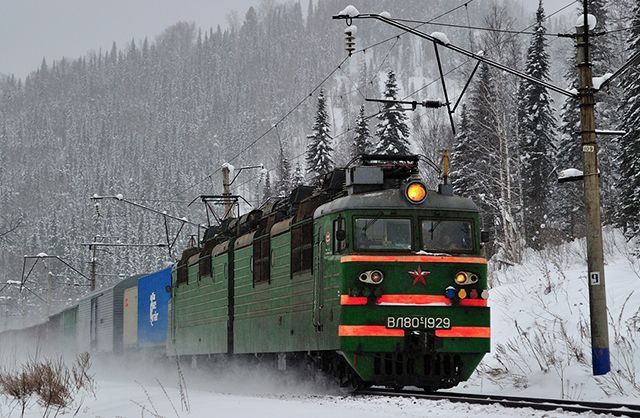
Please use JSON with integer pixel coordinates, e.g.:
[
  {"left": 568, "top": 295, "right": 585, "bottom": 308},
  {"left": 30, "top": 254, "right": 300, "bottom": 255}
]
[{"left": 169, "top": 155, "right": 490, "bottom": 390}]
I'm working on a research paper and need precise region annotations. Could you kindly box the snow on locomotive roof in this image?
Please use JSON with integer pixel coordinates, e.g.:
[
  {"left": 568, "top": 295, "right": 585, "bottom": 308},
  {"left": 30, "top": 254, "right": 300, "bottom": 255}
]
[{"left": 314, "top": 187, "right": 478, "bottom": 218}]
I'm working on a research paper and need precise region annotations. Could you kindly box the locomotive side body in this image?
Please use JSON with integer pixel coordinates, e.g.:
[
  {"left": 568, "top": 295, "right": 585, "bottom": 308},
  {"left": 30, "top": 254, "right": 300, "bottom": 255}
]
[
  {"left": 170, "top": 247, "right": 230, "bottom": 356},
  {"left": 165, "top": 175, "right": 490, "bottom": 390}
]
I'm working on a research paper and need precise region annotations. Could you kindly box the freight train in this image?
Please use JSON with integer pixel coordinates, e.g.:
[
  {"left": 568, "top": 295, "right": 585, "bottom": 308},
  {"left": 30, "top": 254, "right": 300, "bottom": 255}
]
[{"left": 0, "top": 155, "right": 490, "bottom": 391}]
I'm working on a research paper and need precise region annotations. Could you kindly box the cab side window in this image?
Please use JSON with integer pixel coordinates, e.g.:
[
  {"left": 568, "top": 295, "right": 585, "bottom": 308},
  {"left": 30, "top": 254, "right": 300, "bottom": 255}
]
[{"left": 333, "top": 217, "right": 347, "bottom": 253}]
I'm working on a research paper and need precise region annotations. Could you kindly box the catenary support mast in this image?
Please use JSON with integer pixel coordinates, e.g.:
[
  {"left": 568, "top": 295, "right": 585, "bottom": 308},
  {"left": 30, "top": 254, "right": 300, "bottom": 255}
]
[{"left": 576, "top": 0, "right": 610, "bottom": 376}]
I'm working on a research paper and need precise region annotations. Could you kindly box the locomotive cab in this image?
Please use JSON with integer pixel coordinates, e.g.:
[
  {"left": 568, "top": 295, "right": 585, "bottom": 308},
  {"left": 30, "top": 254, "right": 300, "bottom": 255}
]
[{"left": 314, "top": 155, "right": 490, "bottom": 390}]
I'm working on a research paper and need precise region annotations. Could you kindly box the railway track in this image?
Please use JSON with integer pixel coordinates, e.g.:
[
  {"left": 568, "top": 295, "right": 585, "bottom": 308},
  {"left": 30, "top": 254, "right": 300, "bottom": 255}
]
[{"left": 355, "top": 388, "right": 640, "bottom": 417}]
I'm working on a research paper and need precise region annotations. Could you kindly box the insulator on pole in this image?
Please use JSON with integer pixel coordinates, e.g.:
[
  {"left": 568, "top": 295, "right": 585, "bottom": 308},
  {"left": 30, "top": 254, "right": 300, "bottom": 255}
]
[{"left": 344, "top": 25, "right": 357, "bottom": 56}]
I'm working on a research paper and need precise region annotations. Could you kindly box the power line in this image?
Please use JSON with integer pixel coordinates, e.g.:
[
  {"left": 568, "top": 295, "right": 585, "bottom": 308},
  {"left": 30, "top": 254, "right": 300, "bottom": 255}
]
[
  {"left": 236, "top": 0, "right": 578, "bottom": 189},
  {"left": 174, "top": 1, "right": 477, "bottom": 198},
  {"left": 176, "top": 56, "right": 350, "bottom": 197},
  {"left": 390, "top": 17, "right": 570, "bottom": 37},
  {"left": 599, "top": 24, "right": 640, "bottom": 35},
  {"left": 328, "top": 35, "right": 400, "bottom": 100},
  {"left": 188, "top": 0, "right": 576, "bottom": 199},
  {"left": 256, "top": 108, "right": 388, "bottom": 182},
  {"left": 327, "top": 2, "right": 477, "bottom": 101},
  {"left": 350, "top": 1, "right": 476, "bottom": 56},
  {"left": 403, "top": 0, "right": 576, "bottom": 100}
]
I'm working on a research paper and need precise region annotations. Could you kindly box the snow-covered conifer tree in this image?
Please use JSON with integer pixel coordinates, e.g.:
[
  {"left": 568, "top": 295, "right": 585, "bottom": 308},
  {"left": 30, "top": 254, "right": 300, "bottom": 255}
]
[
  {"left": 276, "top": 144, "right": 291, "bottom": 197},
  {"left": 262, "top": 172, "right": 273, "bottom": 203},
  {"left": 617, "top": 0, "right": 640, "bottom": 239},
  {"left": 306, "top": 89, "right": 334, "bottom": 178},
  {"left": 451, "top": 105, "right": 474, "bottom": 197},
  {"left": 517, "top": 1, "right": 556, "bottom": 248},
  {"left": 358, "top": 59, "right": 372, "bottom": 99},
  {"left": 351, "top": 104, "right": 370, "bottom": 158},
  {"left": 374, "top": 70, "right": 411, "bottom": 155},
  {"left": 463, "top": 63, "right": 502, "bottom": 256},
  {"left": 292, "top": 162, "right": 305, "bottom": 188}
]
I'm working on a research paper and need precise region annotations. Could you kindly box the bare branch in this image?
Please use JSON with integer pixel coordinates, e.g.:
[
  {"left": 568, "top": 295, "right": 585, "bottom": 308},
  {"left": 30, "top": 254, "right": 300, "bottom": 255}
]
[{"left": 0, "top": 219, "right": 22, "bottom": 239}]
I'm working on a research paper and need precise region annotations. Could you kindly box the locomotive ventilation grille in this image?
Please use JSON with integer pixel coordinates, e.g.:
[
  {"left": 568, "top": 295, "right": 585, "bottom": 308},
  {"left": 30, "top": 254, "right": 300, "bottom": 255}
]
[{"left": 373, "top": 353, "right": 463, "bottom": 377}]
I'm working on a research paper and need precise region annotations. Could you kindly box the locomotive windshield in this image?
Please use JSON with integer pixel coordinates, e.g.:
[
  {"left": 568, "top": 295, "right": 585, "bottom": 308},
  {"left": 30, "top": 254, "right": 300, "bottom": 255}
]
[
  {"left": 421, "top": 219, "right": 473, "bottom": 252},
  {"left": 355, "top": 218, "right": 412, "bottom": 251}
]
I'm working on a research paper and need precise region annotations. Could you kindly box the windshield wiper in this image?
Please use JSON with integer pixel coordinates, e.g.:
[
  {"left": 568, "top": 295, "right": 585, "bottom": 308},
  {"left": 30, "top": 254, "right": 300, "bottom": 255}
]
[
  {"left": 362, "top": 212, "right": 384, "bottom": 232},
  {"left": 428, "top": 220, "right": 441, "bottom": 240}
]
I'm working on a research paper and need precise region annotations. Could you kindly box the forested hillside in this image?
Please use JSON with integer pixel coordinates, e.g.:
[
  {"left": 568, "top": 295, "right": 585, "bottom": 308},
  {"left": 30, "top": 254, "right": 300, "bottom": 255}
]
[{"left": 0, "top": 0, "right": 637, "bottom": 327}]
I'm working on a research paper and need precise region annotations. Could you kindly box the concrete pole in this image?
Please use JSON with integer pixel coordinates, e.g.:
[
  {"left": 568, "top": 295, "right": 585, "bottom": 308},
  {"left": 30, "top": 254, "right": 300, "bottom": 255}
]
[
  {"left": 47, "top": 272, "right": 52, "bottom": 317},
  {"left": 576, "top": 4, "right": 610, "bottom": 376},
  {"left": 222, "top": 165, "right": 233, "bottom": 219},
  {"left": 90, "top": 244, "right": 97, "bottom": 291}
]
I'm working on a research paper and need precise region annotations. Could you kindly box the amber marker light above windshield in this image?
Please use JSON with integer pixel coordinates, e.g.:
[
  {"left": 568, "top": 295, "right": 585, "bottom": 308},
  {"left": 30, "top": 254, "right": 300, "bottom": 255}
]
[{"left": 405, "top": 181, "right": 427, "bottom": 204}]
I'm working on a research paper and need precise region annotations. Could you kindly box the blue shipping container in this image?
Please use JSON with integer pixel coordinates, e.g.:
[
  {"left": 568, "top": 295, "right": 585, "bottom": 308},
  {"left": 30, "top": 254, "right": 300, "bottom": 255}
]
[{"left": 137, "top": 266, "right": 172, "bottom": 347}]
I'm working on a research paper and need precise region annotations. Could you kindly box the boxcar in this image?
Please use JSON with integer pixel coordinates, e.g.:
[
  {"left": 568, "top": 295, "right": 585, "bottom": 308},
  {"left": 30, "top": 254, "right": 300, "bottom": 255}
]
[
  {"left": 76, "top": 275, "right": 140, "bottom": 354},
  {"left": 138, "top": 266, "right": 172, "bottom": 349}
]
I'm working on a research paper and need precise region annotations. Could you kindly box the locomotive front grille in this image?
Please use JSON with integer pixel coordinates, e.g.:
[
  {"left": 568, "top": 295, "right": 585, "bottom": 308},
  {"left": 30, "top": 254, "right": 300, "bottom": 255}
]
[{"left": 373, "top": 353, "right": 463, "bottom": 378}]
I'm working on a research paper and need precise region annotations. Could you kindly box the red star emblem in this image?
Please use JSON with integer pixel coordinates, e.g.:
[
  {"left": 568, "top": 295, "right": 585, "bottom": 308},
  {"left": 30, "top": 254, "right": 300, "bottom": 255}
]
[{"left": 409, "top": 266, "right": 430, "bottom": 286}]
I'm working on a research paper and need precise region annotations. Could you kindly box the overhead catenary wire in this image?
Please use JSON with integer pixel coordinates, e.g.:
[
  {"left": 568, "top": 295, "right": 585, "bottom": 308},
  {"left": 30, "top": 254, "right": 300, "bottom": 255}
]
[
  {"left": 403, "top": 0, "right": 576, "bottom": 101},
  {"left": 318, "top": 0, "right": 579, "bottom": 148},
  {"left": 174, "top": 1, "right": 477, "bottom": 197},
  {"left": 247, "top": 0, "right": 581, "bottom": 188},
  {"left": 250, "top": 108, "right": 389, "bottom": 184},
  {"left": 329, "top": 2, "right": 478, "bottom": 100},
  {"left": 598, "top": 24, "right": 640, "bottom": 35},
  {"left": 327, "top": 33, "right": 401, "bottom": 100},
  {"left": 176, "top": 55, "right": 349, "bottom": 197},
  {"left": 182, "top": 1, "right": 580, "bottom": 203},
  {"left": 390, "top": 17, "right": 571, "bottom": 37}
]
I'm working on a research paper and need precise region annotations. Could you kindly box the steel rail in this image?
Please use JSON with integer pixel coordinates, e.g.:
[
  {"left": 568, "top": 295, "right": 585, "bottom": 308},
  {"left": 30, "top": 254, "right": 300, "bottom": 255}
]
[{"left": 355, "top": 388, "right": 640, "bottom": 417}]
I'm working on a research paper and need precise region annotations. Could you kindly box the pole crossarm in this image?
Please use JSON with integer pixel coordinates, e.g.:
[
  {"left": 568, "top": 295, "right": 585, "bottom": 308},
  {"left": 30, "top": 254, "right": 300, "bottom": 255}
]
[
  {"left": 333, "top": 13, "right": 578, "bottom": 99},
  {"left": 227, "top": 165, "right": 264, "bottom": 187},
  {"left": 20, "top": 254, "right": 92, "bottom": 289},
  {"left": 365, "top": 98, "right": 446, "bottom": 110},
  {"left": 91, "top": 195, "right": 206, "bottom": 230},
  {"left": 82, "top": 242, "right": 167, "bottom": 248}
]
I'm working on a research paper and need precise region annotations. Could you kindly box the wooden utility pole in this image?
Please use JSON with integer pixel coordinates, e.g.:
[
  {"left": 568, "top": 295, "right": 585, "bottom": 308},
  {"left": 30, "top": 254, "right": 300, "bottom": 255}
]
[{"left": 576, "top": 1, "right": 610, "bottom": 376}]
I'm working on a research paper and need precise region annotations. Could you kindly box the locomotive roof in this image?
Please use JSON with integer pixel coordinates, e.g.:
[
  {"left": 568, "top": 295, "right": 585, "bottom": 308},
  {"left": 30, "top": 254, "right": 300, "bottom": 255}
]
[{"left": 314, "top": 187, "right": 478, "bottom": 218}]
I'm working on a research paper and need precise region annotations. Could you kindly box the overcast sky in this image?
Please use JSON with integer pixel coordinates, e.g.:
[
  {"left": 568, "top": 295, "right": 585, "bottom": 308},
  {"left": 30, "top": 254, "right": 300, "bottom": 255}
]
[
  {"left": 0, "top": 0, "right": 573, "bottom": 79},
  {"left": 0, "top": 0, "right": 263, "bottom": 78}
]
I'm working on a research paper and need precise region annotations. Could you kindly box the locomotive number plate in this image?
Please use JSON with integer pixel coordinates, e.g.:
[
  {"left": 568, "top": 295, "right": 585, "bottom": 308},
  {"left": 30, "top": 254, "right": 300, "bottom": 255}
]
[{"left": 386, "top": 316, "right": 451, "bottom": 330}]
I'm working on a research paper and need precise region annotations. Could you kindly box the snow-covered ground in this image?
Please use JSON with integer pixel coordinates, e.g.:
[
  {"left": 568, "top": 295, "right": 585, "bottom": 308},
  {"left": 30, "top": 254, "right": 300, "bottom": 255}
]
[
  {"left": 462, "top": 228, "right": 640, "bottom": 405},
  {"left": 12, "top": 383, "right": 588, "bottom": 418},
  {"left": 1, "top": 229, "right": 639, "bottom": 417},
  {"left": 0, "top": 367, "right": 610, "bottom": 418}
]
